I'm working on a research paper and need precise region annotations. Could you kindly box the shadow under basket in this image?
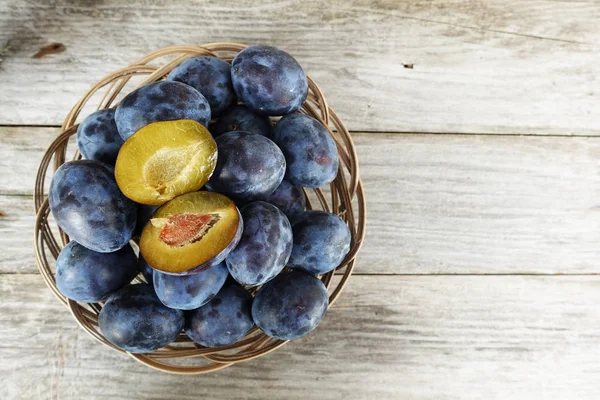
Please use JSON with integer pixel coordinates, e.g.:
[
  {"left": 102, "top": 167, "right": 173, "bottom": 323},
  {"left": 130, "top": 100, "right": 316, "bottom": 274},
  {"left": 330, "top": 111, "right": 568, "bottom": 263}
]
[{"left": 33, "top": 43, "right": 367, "bottom": 374}]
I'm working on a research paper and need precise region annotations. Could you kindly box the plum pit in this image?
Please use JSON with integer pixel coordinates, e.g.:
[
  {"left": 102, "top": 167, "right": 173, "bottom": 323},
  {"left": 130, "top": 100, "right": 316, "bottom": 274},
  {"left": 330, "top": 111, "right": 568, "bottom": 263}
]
[{"left": 157, "top": 213, "right": 221, "bottom": 247}]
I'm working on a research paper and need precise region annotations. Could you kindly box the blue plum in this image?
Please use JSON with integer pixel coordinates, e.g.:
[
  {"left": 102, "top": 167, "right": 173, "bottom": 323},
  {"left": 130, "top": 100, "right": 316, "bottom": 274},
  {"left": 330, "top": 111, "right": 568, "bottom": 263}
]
[
  {"left": 138, "top": 254, "right": 154, "bottom": 285},
  {"left": 252, "top": 270, "right": 328, "bottom": 340},
  {"left": 56, "top": 241, "right": 137, "bottom": 302},
  {"left": 166, "top": 56, "right": 235, "bottom": 116},
  {"left": 226, "top": 202, "right": 292, "bottom": 286},
  {"left": 231, "top": 46, "right": 308, "bottom": 116},
  {"left": 205, "top": 131, "right": 285, "bottom": 202},
  {"left": 134, "top": 204, "right": 159, "bottom": 237},
  {"left": 153, "top": 262, "right": 229, "bottom": 310},
  {"left": 288, "top": 211, "right": 351, "bottom": 275},
  {"left": 262, "top": 179, "right": 305, "bottom": 218},
  {"left": 185, "top": 280, "right": 254, "bottom": 347},
  {"left": 76, "top": 108, "right": 124, "bottom": 165},
  {"left": 272, "top": 113, "right": 339, "bottom": 188},
  {"left": 210, "top": 104, "right": 272, "bottom": 138},
  {"left": 115, "top": 80, "right": 211, "bottom": 140},
  {"left": 99, "top": 284, "right": 184, "bottom": 353},
  {"left": 49, "top": 160, "right": 137, "bottom": 253}
]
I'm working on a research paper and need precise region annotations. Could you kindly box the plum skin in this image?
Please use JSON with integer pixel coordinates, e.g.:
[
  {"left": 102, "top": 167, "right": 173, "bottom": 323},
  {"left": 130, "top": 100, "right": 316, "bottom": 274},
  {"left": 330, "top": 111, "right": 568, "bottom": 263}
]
[
  {"left": 56, "top": 241, "right": 138, "bottom": 302},
  {"left": 288, "top": 210, "right": 351, "bottom": 275},
  {"left": 153, "top": 262, "right": 229, "bottom": 310},
  {"left": 134, "top": 204, "right": 159, "bottom": 237},
  {"left": 115, "top": 81, "right": 211, "bottom": 140},
  {"left": 210, "top": 104, "right": 272, "bottom": 138},
  {"left": 252, "top": 270, "right": 328, "bottom": 340},
  {"left": 231, "top": 45, "right": 308, "bottom": 116},
  {"left": 167, "top": 56, "right": 235, "bottom": 117},
  {"left": 206, "top": 131, "right": 286, "bottom": 202},
  {"left": 76, "top": 108, "right": 124, "bottom": 165},
  {"left": 272, "top": 113, "right": 339, "bottom": 188},
  {"left": 185, "top": 280, "right": 254, "bottom": 347},
  {"left": 49, "top": 160, "right": 137, "bottom": 253},
  {"left": 262, "top": 179, "right": 306, "bottom": 218},
  {"left": 99, "top": 284, "right": 184, "bottom": 353},
  {"left": 226, "top": 201, "right": 292, "bottom": 286},
  {"left": 138, "top": 254, "right": 154, "bottom": 284}
]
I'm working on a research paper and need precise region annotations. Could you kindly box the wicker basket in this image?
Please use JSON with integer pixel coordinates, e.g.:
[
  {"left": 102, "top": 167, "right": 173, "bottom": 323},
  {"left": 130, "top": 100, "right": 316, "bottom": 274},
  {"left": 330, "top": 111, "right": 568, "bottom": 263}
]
[{"left": 33, "top": 43, "right": 366, "bottom": 374}]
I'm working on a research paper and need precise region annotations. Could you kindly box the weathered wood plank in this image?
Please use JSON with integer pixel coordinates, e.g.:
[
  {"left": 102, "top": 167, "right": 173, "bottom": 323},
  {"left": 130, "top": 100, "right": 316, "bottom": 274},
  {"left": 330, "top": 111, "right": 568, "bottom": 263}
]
[
  {"left": 2, "top": 274, "right": 600, "bottom": 400},
  {"left": 0, "top": 126, "right": 58, "bottom": 196},
  {"left": 3, "top": 127, "right": 600, "bottom": 274},
  {"left": 1, "top": 0, "right": 600, "bottom": 134}
]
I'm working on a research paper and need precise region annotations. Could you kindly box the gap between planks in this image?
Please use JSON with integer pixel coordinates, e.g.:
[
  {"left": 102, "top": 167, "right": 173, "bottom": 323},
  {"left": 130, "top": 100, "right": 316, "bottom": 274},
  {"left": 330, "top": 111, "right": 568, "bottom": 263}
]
[{"left": 3, "top": 124, "right": 600, "bottom": 138}]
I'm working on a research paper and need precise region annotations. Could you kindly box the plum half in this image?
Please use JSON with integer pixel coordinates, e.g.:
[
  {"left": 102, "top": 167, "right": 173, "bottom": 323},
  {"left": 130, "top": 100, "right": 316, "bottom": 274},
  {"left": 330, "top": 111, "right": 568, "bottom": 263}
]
[
  {"left": 115, "top": 119, "right": 217, "bottom": 206},
  {"left": 139, "top": 191, "right": 243, "bottom": 275}
]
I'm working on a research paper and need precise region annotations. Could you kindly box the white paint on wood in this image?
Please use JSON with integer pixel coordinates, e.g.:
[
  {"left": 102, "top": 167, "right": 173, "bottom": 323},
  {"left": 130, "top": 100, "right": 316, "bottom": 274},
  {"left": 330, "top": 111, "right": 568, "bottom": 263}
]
[{"left": 1, "top": 0, "right": 600, "bottom": 134}]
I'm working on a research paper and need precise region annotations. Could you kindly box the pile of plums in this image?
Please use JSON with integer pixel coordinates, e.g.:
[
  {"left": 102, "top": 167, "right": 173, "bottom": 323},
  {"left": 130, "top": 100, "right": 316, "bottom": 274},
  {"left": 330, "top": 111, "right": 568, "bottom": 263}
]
[{"left": 49, "top": 45, "right": 351, "bottom": 353}]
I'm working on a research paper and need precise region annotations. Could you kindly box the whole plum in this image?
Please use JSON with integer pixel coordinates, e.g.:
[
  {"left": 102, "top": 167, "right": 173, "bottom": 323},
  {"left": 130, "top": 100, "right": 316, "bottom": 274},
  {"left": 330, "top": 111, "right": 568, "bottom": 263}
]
[
  {"left": 210, "top": 104, "right": 272, "bottom": 138},
  {"left": 252, "top": 270, "right": 328, "bottom": 340},
  {"left": 167, "top": 56, "right": 235, "bottom": 116},
  {"left": 185, "top": 280, "right": 254, "bottom": 347},
  {"left": 231, "top": 46, "right": 308, "bottom": 115},
  {"left": 153, "top": 262, "right": 229, "bottom": 310},
  {"left": 76, "top": 109, "right": 124, "bottom": 165},
  {"left": 262, "top": 179, "right": 305, "bottom": 218},
  {"left": 134, "top": 204, "right": 159, "bottom": 237},
  {"left": 272, "top": 113, "right": 339, "bottom": 188},
  {"left": 99, "top": 284, "right": 184, "bottom": 353},
  {"left": 138, "top": 254, "right": 154, "bottom": 285},
  {"left": 226, "top": 201, "right": 292, "bottom": 286},
  {"left": 115, "top": 81, "right": 211, "bottom": 140},
  {"left": 288, "top": 210, "right": 351, "bottom": 275},
  {"left": 56, "top": 241, "right": 137, "bottom": 302},
  {"left": 205, "top": 131, "right": 285, "bottom": 202},
  {"left": 49, "top": 160, "right": 137, "bottom": 253}
]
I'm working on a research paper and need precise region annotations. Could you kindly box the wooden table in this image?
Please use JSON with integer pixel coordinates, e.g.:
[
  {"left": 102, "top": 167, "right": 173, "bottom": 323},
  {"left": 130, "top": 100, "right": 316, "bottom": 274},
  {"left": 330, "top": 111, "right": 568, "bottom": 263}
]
[{"left": 2, "top": 1, "right": 600, "bottom": 399}]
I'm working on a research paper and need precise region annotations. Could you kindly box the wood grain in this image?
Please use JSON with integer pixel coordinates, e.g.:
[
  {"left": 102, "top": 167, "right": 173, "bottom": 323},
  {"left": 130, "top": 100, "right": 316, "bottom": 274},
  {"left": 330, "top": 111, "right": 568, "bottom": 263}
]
[
  {"left": 3, "top": 274, "right": 600, "bottom": 400},
  {"left": 3, "top": 127, "right": 600, "bottom": 274},
  {"left": 1, "top": 0, "right": 600, "bottom": 134}
]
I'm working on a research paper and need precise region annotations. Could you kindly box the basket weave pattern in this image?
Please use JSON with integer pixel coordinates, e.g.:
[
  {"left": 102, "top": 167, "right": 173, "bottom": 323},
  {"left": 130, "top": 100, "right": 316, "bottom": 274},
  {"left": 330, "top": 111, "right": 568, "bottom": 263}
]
[{"left": 33, "top": 43, "right": 366, "bottom": 374}]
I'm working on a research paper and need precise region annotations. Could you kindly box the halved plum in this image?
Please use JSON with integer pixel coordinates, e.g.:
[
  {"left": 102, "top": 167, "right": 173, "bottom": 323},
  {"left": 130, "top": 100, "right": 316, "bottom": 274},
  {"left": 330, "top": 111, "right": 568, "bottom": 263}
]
[
  {"left": 139, "top": 191, "right": 242, "bottom": 275},
  {"left": 115, "top": 119, "right": 217, "bottom": 206}
]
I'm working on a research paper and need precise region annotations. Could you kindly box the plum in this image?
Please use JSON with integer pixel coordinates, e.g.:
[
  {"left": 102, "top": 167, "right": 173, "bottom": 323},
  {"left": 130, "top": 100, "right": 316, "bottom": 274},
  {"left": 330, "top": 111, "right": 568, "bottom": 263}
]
[
  {"left": 288, "top": 210, "right": 351, "bottom": 275},
  {"left": 138, "top": 254, "right": 154, "bottom": 284},
  {"left": 76, "top": 108, "right": 124, "bottom": 165},
  {"left": 134, "top": 204, "right": 159, "bottom": 236},
  {"left": 185, "top": 280, "right": 254, "bottom": 347},
  {"left": 56, "top": 241, "right": 137, "bottom": 302},
  {"left": 115, "top": 80, "right": 211, "bottom": 140},
  {"left": 205, "top": 131, "right": 285, "bottom": 202},
  {"left": 272, "top": 113, "right": 339, "bottom": 188},
  {"left": 49, "top": 160, "right": 137, "bottom": 253},
  {"left": 99, "top": 284, "right": 184, "bottom": 353},
  {"left": 166, "top": 56, "right": 235, "bottom": 116},
  {"left": 139, "top": 191, "right": 243, "bottom": 275},
  {"left": 115, "top": 119, "right": 217, "bottom": 205},
  {"left": 210, "top": 104, "right": 272, "bottom": 138},
  {"left": 252, "top": 270, "right": 328, "bottom": 340},
  {"left": 153, "top": 262, "right": 229, "bottom": 310},
  {"left": 262, "top": 179, "right": 305, "bottom": 218},
  {"left": 226, "top": 201, "right": 292, "bottom": 286},
  {"left": 231, "top": 46, "right": 308, "bottom": 115}
]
